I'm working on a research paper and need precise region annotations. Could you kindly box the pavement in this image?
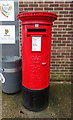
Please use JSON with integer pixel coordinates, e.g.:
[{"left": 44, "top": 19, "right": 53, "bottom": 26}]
[{"left": 2, "top": 82, "right": 72, "bottom": 119}]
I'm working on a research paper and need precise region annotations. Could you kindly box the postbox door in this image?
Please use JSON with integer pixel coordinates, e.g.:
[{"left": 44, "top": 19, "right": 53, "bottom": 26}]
[
  {"left": 30, "top": 34, "right": 50, "bottom": 90},
  {"left": 22, "top": 25, "right": 52, "bottom": 90}
]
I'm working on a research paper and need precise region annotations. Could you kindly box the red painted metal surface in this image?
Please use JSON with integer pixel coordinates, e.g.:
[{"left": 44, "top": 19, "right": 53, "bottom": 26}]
[{"left": 17, "top": 11, "right": 57, "bottom": 90}]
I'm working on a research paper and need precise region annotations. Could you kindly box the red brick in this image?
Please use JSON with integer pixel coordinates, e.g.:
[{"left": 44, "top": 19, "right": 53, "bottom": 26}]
[
  {"left": 65, "top": 8, "right": 73, "bottom": 10},
  {"left": 68, "top": 25, "right": 73, "bottom": 27},
  {"left": 19, "top": 1, "right": 23, "bottom": 4},
  {"left": 60, "top": 4, "right": 69, "bottom": 7},
  {"left": 68, "top": 38, "right": 73, "bottom": 40},
  {"left": 68, "top": 32, "right": 73, "bottom": 34},
  {"left": 58, "top": 38, "right": 66, "bottom": 40},
  {"left": 65, "top": 1, "right": 72, "bottom": 3},
  {"left": 58, "top": 32, "right": 66, "bottom": 34},
  {"left": 66, "top": 56, "right": 72, "bottom": 58},
  {"left": 51, "top": 56, "right": 56, "bottom": 58},
  {"left": 51, "top": 58, "right": 60, "bottom": 61},
  {"left": 57, "top": 55, "right": 65, "bottom": 58},
  {"left": 69, "top": 18, "right": 73, "bottom": 21},
  {"left": 53, "top": 41, "right": 61, "bottom": 43},
  {"left": 50, "top": 67, "right": 55, "bottom": 69},
  {"left": 53, "top": 25, "right": 57, "bottom": 27},
  {"left": 39, "top": 4, "right": 48, "bottom": 7},
  {"left": 62, "top": 47, "right": 71, "bottom": 49},
  {"left": 52, "top": 64, "right": 60, "bottom": 66},
  {"left": 63, "top": 28, "right": 72, "bottom": 31},
  {"left": 51, "top": 44, "right": 57, "bottom": 46},
  {"left": 59, "top": 18, "right": 67, "bottom": 21},
  {"left": 19, "top": 8, "right": 23, "bottom": 11},
  {"left": 60, "top": 70, "right": 68, "bottom": 72},
  {"left": 60, "top": 11, "right": 68, "bottom": 14},
  {"left": 67, "top": 44, "right": 73, "bottom": 46},
  {"left": 58, "top": 15, "right": 63, "bottom": 17},
  {"left": 58, "top": 44, "right": 65, "bottom": 46},
  {"left": 58, "top": 25, "right": 67, "bottom": 27},
  {"left": 63, "top": 35, "right": 72, "bottom": 37},
  {"left": 44, "top": 8, "right": 53, "bottom": 10},
  {"left": 64, "top": 15, "right": 72, "bottom": 17},
  {"left": 52, "top": 53, "right": 60, "bottom": 55},
  {"left": 34, "top": 8, "right": 43, "bottom": 10},
  {"left": 52, "top": 38, "right": 57, "bottom": 40},
  {"left": 53, "top": 28, "right": 62, "bottom": 31},
  {"left": 57, "top": 50, "right": 65, "bottom": 52},
  {"left": 24, "top": 8, "right": 33, "bottom": 10},
  {"left": 53, "top": 34, "right": 62, "bottom": 37},
  {"left": 70, "top": 4, "right": 73, "bottom": 7},
  {"left": 54, "top": 8, "right": 63, "bottom": 10},
  {"left": 64, "top": 22, "right": 72, "bottom": 24},
  {"left": 44, "top": 1, "right": 53, "bottom": 3},
  {"left": 70, "top": 58, "right": 73, "bottom": 61},
  {"left": 66, "top": 50, "right": 72, "bottom": 52},
  {"left": 54, "top": 22, "right": 63, "bottom": 24},
  {"left": 19, "top": 4, "right": 28, "bottom": 7},
  {"left": 65, "top": 67, "right": 72, "bottom": 69},
  {"left": 53, "top": 46, "right": 61, "bottom": 49},
  {"left": 69, "top": 11, "right": 73, "bottom": 14},
  {"left": 52, "top": 31, "right": 57, "bottom": 34},
  {"left": 61, "top": 64, "right": 69, "bottom": 66},
  {"left": 55, "top": 1, "right": 64, "bottom": 3},
  {"left": 62, "top": 41, "right": 70, "bottom": 43},
  {"left": 29, "top": 4, "right": 38, "bottom": 7},
  {"left": 51, "top": 50, "right": 56, "bottom": 52},
  {"left": 50, "top": 4, "right": 59, "bottom": 7},
  {"left": 56, "top": 67, "right": 64, "bottom": 69}
]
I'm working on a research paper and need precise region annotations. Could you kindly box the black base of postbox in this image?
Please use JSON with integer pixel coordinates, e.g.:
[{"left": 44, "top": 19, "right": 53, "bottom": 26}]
[{"left": 22, "top": 86, "right": 49, "bottom": 112}]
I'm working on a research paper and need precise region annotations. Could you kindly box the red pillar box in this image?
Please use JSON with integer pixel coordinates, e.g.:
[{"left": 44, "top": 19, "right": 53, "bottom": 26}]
[{"left": 17, "top": 11, "right": 57, "bottom": 111}]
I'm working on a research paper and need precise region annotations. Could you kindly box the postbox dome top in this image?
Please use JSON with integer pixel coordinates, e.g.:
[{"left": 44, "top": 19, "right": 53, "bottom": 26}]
[{"left": 17, "top": 11, "right": 57, "bottom": 24}]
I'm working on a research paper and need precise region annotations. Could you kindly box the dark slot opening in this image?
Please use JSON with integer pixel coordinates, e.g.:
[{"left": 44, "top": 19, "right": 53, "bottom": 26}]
[{"left": 28, "top": 29, "right": 46, "bottom": 32}]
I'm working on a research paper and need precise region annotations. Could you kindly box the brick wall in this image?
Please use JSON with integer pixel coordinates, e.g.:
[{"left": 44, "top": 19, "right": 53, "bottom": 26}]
[{"left": 19, "top": 0, "right": 73, "bottom": 81}]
